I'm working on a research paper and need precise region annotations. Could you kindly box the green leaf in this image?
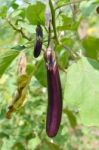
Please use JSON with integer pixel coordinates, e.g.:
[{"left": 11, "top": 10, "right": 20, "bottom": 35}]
[
  {"left": 11, "top": 45, "right": 25, "bottom": 51},
  {"left": 0, "top": 50, "right": 19, "bottom": 77},
  {"left": 0, "top": 6, "right": 7, "bottom": 18},
  {"left": 26, "top": 64, "right": 34, "bottom": 75},
  {"left": 18, "top": 22, "right": 35, "bottom": 33},
  {"left": 64, "top": 57, "right": 99, "bottom": 126},
  {"left": 26, "top": 2, "right": 46, "bottom": 25},
  {"left": 12, "top": 142, "right": 25, "bottom": 150},
  {"left": 10, "top": 1, "right": 19, "bottom": 9},
  {"left": 0, "top": 132, "right": 9, "bottom": 138},
  {"left": 34, "top": 60, "right": 47, "bottom": 87},
  {"left": 64, "top": 108, "right": 77, "bottom": 128},
  {"left": 57, "top": 15, "right": 79, "bottom": 31},
  {"left": 56, "top": 0, "right": 69, "bottom": 8},
  {"left": 82, "top": 36, "right": 99, "bottom": 60},
  {"left": 56, "top": 45, "right": 69, "bottom": 69},
  {"left": 61, "top": 38, "right": 74, "bottom": 47},
  {"left": 11, "top": 9, "right": 24, "bottom": 18}
]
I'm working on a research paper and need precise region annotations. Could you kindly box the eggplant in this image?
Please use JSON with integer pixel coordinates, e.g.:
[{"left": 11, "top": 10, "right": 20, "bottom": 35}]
[
  {"left": 44, "top": 48, "right": 62, "bottom": 137},
  {"left": 36, "top": 25, "right": 43, "bottom": 37},
  {"left": 34, "top": 39, "right": 42, "bottom": 58},
  {"left": 34, "top": 25, "right": 43, "bottom": 58}
]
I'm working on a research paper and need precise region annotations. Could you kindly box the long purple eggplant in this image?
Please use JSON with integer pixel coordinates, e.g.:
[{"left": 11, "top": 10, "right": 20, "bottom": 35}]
[
  {"left": 34, "top": 25, "right": 43, "bottom": 58},
  {"left": 44, "top": 47, "right": 62, "bottom": 137}
]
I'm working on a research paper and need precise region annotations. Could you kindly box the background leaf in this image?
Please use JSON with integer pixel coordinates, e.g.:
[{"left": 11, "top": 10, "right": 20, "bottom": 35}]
[
  {"left": 26, "top": 2, "right": 46, "bottom": 25},
  {"left": 82, "top": 36, "right": 99, "bottom": 60},
  {"left": 64, "top": 57, "right": 99, "bottom": 126},
  {"left": 34, "top": 60, "right": 47, "bottom": 87},
  {"left": 0, "top": 50, "right": 19, "bottom": 77}
]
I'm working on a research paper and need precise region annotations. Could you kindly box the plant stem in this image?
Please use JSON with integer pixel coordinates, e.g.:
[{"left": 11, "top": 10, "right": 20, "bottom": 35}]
[
  {"left": 7, "top": 19, "right": 31, "bottom": 41},
  {"left": 49, "top": 0, "right": 59, "bottom": 44}
]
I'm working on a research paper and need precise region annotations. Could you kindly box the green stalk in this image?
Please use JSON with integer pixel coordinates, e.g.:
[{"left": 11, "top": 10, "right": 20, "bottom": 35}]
[{"left": 49, "top": 0, "right": 59, "bottom": 44}]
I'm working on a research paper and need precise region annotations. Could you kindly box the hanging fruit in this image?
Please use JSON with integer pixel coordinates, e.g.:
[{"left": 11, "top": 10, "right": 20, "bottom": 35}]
[
  {"left": 34, "top": 25, "right": 43, "bottom": 58},
  {"left": 44, "top": 47, "right": 62, "bottom": 137}
]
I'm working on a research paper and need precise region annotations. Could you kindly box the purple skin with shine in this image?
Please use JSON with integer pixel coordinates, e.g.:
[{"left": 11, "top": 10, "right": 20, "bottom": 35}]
[
  {"left": 44, "top": 49, "right": 62, "bottom": 137},
  {"left": 34, "top": 25, "right": 43, "bottom": 58},
  {"left": 34, "top": 39, "right": 42, "bottom": 58}
]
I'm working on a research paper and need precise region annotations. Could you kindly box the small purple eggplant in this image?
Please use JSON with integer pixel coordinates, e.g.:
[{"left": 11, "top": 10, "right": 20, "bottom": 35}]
[
  {"left": 44, "top": 47, "right": 62, "bottom": 137},
  {"left": 34, "top": 25, "right": 43, "bottom": 58}
]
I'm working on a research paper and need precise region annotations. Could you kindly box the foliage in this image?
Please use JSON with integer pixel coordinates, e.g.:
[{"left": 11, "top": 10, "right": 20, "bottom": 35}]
[{"left": 0, "top": 0, "right": 99, "bottom": 149}]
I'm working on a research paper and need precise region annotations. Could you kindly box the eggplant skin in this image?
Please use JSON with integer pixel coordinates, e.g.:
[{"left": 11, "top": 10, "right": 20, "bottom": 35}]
[
  {"left": 34, "top": 39, "right": 42, "bottom": 58},
  {"left": 36, "top": 25, "right": 43, "bottom": 38},
  {"left": 44, "top": 49, "right": 62, "bottom": 137},
  {"left": 33, "top": 25, "right": 43, "bottom": 58}
]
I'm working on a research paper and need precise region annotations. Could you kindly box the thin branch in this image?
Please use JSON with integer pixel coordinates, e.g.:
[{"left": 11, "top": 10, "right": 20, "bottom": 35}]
[
  {"left": 7, "top": 19, "right": 31, "bottom": 41},
  {"left": 20, "top": 28, "right": 31, "bottom": 41},
  {"left": 48, "top": 20, "right": 51, "bottom": 47},
  {"left": 55, "top": 0, "right": 86, "bottom": 10},
  {"left": 23, "top": 0, "right": 30, "bottom": 4},
  {"left": 61, "top": 44, "right": 81, "bottom": 60},
  {"left": 49, "top": 0, "right": 59, "bottom": 44}
]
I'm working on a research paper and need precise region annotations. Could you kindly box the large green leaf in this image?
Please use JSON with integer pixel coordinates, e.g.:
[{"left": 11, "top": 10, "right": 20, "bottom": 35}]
[
  {"left": 64, "top": 57, "right": 99, "bottom": 126},
  {"left": 26, "top": 2, "right": 46, "bottom": 25},
  {"left": 82, "top": 36, "right": 99, "bottom": 60},
  {"left": 0, "top": 50, "right": 19, "bottom": 77}
]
